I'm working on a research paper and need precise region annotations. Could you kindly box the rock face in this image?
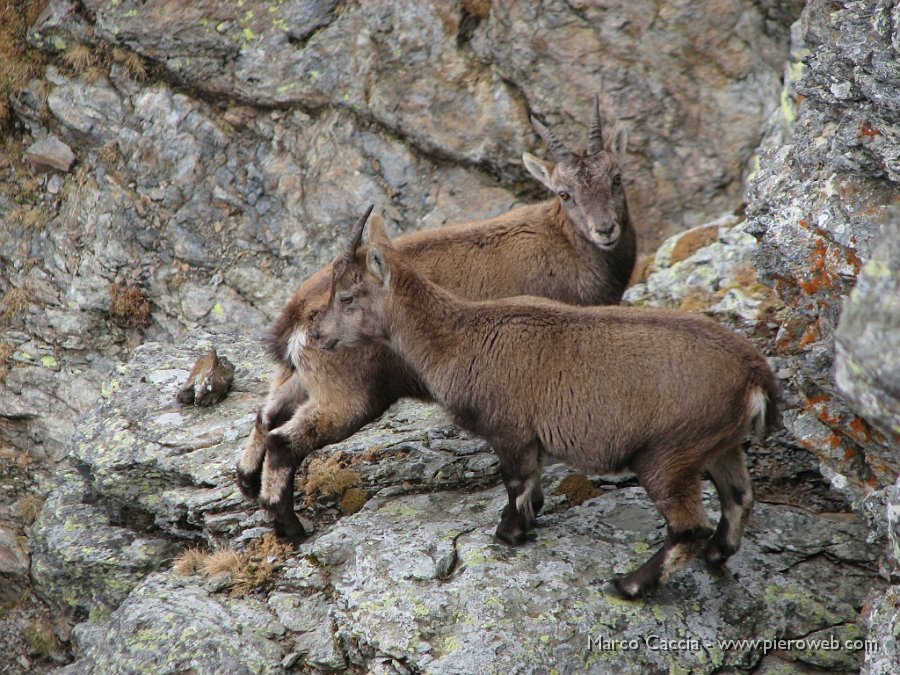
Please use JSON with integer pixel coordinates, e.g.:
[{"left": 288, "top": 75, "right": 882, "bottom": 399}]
[
  {"left": 835, "top": 219, "right": 900, "bottom": 442},
  {"left": 32, "top": 331, "right": 882, "bottom": 674},
  {"left": 1, "top": 0, "right": 797, "bottom": 462},
  {"left": 745, "top": 0, "right": 900, "bottom": 503},
  {"left": 4, "top": 0, "right": 900, "bottom": 672}
]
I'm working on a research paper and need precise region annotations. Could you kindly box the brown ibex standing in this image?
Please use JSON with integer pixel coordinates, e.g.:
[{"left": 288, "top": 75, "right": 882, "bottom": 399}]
[
  {"left": 311, "top": 208, "right": 781, "bottom": 598},
  {"left": 239, "top": 97, "right": 637, "bottom": 541}
]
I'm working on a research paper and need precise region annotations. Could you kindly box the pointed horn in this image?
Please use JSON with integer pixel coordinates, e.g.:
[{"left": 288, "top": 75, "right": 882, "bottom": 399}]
[
  {"left": 587, "top": 92, "right": 604, "bottom": 155},
  {"left": 530, "top": 116, "right": 571, "bottom": 163},
  {"left": 344, "top": 204, "right": 374, "bottom": 264}
]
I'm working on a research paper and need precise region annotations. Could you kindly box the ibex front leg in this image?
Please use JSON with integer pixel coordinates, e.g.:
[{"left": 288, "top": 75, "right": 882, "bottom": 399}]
[
  {"left": 236, "top": 366, "right": 306, "bottom": 499},
  {"left": 494, "top": 442, "right": 543, "bottom": 545},
  {"left": 259, "top": 394, "right": 388, "bottom": 541}
]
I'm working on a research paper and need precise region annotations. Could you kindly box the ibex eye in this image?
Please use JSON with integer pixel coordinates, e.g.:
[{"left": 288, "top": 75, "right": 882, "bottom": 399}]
[
  {"left": 558, "top": 192, "right": 570, "bottom": 202},
  {"left": 612, "top": 175, "right": 622, "bottom": 186},
  {"left": 339, "top": 295, "right": 354, "bottom": 307}
]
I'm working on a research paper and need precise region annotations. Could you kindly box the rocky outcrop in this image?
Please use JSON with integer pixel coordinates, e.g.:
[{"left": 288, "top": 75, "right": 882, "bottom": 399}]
[
  {"left": 745, "top": 0, "right": 900, "bottom": 503},
  {"left": 31, "top": 330, "right": 882, "bottom": 673},
  {"left": 1, "top": 0, "right": 797, "bottom": 462}
]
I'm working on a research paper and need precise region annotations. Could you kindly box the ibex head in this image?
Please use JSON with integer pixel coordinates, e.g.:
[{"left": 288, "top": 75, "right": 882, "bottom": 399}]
[
  {"left": 523, "top": 94, "right": 629, "bottom": 250},
  {"left": 314, "top": 206, "right": 393, "bottom": 352}
]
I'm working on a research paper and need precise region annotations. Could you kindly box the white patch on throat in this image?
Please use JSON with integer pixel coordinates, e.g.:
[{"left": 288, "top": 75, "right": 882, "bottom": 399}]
[{"left": 286, "top": 329, "right": 309, "bottom": 369}]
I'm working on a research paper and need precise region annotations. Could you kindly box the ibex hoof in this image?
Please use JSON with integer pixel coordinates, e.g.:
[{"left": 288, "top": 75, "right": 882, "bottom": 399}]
[
  {"left": 494, "top": 524, "right": 535, "bottom": 546},
  {"left": 236, "top": 466, "right": 262, "bottom": 499},
  {"left": 609, "top": 574, "right": 653, "bottom": 600}
]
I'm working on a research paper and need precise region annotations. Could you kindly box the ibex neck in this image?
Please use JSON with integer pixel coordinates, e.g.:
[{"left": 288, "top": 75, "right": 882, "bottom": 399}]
[{"left": 384, "top": 256, "right": 470, "bottom": 395}]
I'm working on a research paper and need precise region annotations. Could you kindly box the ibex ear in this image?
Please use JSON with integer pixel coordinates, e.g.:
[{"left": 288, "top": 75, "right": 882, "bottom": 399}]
[
  {"left": 606, "top": 121, "right": 628, "bottom": 158},
  {"left": 522, "top": 152, "right": 553, "bottom": 191},
  {"left": 366, "top": 245, "right": 390, "bottom": 285},
  {"left": 367, "top": 212, "right": 391, "bottom": 247}
]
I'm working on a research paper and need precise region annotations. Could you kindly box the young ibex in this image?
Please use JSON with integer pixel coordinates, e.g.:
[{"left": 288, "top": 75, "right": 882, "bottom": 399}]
[
  {"left": 238, "top": 97, "right": 637, "bottom": 540},
  {"left": 311, "top": 208, "right": 781, "bottom": 598}
]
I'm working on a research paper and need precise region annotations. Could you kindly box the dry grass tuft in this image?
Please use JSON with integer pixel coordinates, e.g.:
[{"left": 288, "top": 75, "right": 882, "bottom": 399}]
[
  {"left": 98, "top": 140, "right": 118, "bottom": 164},
  {"left": 17, "top": 493, "right": 43, "bottom": 525},
  {"left": 0, "top": 341, "right": 13, "bottom": 382},
  {"left": 339, "top": 487, "right": 370, "bottom": 515},
  {"left": 82, "top": 65, "right": 104, "bottom": 84},
  {"left": 173, "top": 546, "right": 208, "bottom": 576},
  {"left": 113, "top": 47, "right": 147, "bottom": 81},
  {"left": 555, "top": 474, "right": 601, "bottom": 507},
  {"left": 109, "top": 283, "right": 152, "bottom": 328},
  {"left": 173, "top": 534, "right": 294, "bottom": 596},
  {"left": 63, "top": 43, "right": 94, "bottom": 71},
  {"left": 302, "top": 452, "right": 361, "bottom": 506},
  {"left": 10, "top": 205, "right": 48, "bottom": 230},
  {"left": 0, "top": 0, "right": 47, "bottom": 128},
  {"left": 1, "top": 287, "right": 30, "bottom": 321},
  {"left": 202, "top": 549, "right": 242, "bottom": 578}
]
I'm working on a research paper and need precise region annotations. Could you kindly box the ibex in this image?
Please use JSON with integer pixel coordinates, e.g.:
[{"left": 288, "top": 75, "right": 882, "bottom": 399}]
[
  {"left": 311, "top": 208, "right": 781, "bottom": 598},
  {"left": 238, "top": 97, "right": 637, "bottom": 541}
]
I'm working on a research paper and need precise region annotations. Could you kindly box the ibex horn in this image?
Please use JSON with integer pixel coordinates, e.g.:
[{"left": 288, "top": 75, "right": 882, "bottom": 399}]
[
  {"left": 530, "top": 116, "right": 572, "bottom": 163},
  {"left": 344, "top": 204, "right": 374, "bottom": 264},
  {"left": 587, "top": 92, "right": 604, "bottom": 155}
]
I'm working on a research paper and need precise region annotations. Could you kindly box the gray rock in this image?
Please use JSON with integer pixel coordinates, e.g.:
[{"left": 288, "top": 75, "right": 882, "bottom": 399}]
[
  {"left": 745, "top": 0, "right": 900, "bottom": 502},
  {"left": 0, "top": 525, "right": 29, "bottom": 576},
  {"left": 30, "top": 466, "right": 176, "bottom": 618},
  {"left": 624, "top": 213, "right": 778, "bottom": 330},
  {"left": 307, "top": 481, "right": 879, "bottom": 673},
  {"left": 835, "top": 219, "right": 900, "bottom": 440},
  {"left": 59, "top": 571, "right": 286, "bottom": 674},
  {"left": 23, "top": 134, "right": 76, "bottom": 172}
]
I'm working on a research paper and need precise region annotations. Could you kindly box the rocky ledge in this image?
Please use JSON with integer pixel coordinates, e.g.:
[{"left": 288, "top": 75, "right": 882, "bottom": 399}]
[{"left": 29, "top": 323, "right": 883, "bottom": 674}]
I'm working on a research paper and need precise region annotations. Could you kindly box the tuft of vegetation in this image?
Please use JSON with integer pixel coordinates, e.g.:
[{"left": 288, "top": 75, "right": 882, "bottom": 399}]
[
  {"left": 0, "top": 0, "right": 47, "bottom": 130},
  {"left": 1, "top": 287, "right": 30, "bottom": 321},
  {"left": 22, "top": 617, "right": 61, "bottom": 660},
  {"left": 173, "top": 535, "right": 294, "bottom": 597},
  {"left": 555, "top": 474, "right": 601, "bottom": 507},
  {"left": 112, "top": 47, "right": 147, "bottom": 81},
  {"left": 339, "top": 487, "right": 370, "bottom": 515},
  {"left": 9, "top": 205, "right": 48, "bottom": 231},
  {"left": 0, "top": 341, "right": 13, "bottom": 383},
  {"left": 302, "top": 452, "right": 362, "bottom": 506},
  {"left": 109, "top": 283, "right": 152, "bottom": 328},
  {"left": 62, "top": 43, "right": 94, "bottom": 71},
  {"left": 17, "top": 493, "right": 43, "bottom": 525},
  {"left": 173, "top": 546, "right": 208, "bottom": 576}
]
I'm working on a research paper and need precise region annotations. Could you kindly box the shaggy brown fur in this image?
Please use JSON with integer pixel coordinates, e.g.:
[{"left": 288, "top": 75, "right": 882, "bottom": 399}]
[
  {"left": 313, "top": 211, "right": 781, "bottom": 598},
  {"left": 238, "top": 99, "right": 637, "bottom": 541}
]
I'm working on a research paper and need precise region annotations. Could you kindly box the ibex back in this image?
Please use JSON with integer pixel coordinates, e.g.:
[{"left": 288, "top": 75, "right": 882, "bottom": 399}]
[
  {"left": 238, "top": 97, "right": 637, "bottom": 541},
  {"left": 312, "top": 208, "right": 781, "bottom": 598}
]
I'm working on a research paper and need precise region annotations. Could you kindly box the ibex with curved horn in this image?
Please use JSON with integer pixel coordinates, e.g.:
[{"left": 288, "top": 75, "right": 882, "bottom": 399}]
[
  {"left": 312, "top": 208, "right": 781, "bottom": 598},
  {"left": 239, "top": 96, "right": 637, "bottom": 541}
]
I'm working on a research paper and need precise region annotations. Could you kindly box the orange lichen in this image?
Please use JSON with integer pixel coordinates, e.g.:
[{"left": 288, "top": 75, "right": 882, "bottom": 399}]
[
  {"left": 849, "top": 416, "right": 874, "bottom": 444},
  {"left": 843, "top": 447, "right": 856, "bottom": 461},
  {"left": 669, "top": 224, "right": 720, "bottom": 265},
  {"left": 859, "top": 123, "right": 880, "bottom": 139},
  {"left": 805, "top": 393, "right": 829, "bottom": 406},
  {"left": 799, "top": 239, "right": 837, "bottom": 295},
  {"left": 798, "top": 322, "right": 820, "bottom": 348},
  {"left": 826, "top": 434, "right": 843, "bottom": 449}
]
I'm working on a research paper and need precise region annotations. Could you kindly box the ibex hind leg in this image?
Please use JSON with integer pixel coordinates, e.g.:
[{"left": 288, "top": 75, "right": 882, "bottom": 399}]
[
  {"left": 495, "top": 443, "right": 542, "bottom": 545},
  {"left": 703, "top": 442, "right": 754, "bottom": 566},
  {"left": 612, "top": 471, "right": 712, "bottom": 599}
]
